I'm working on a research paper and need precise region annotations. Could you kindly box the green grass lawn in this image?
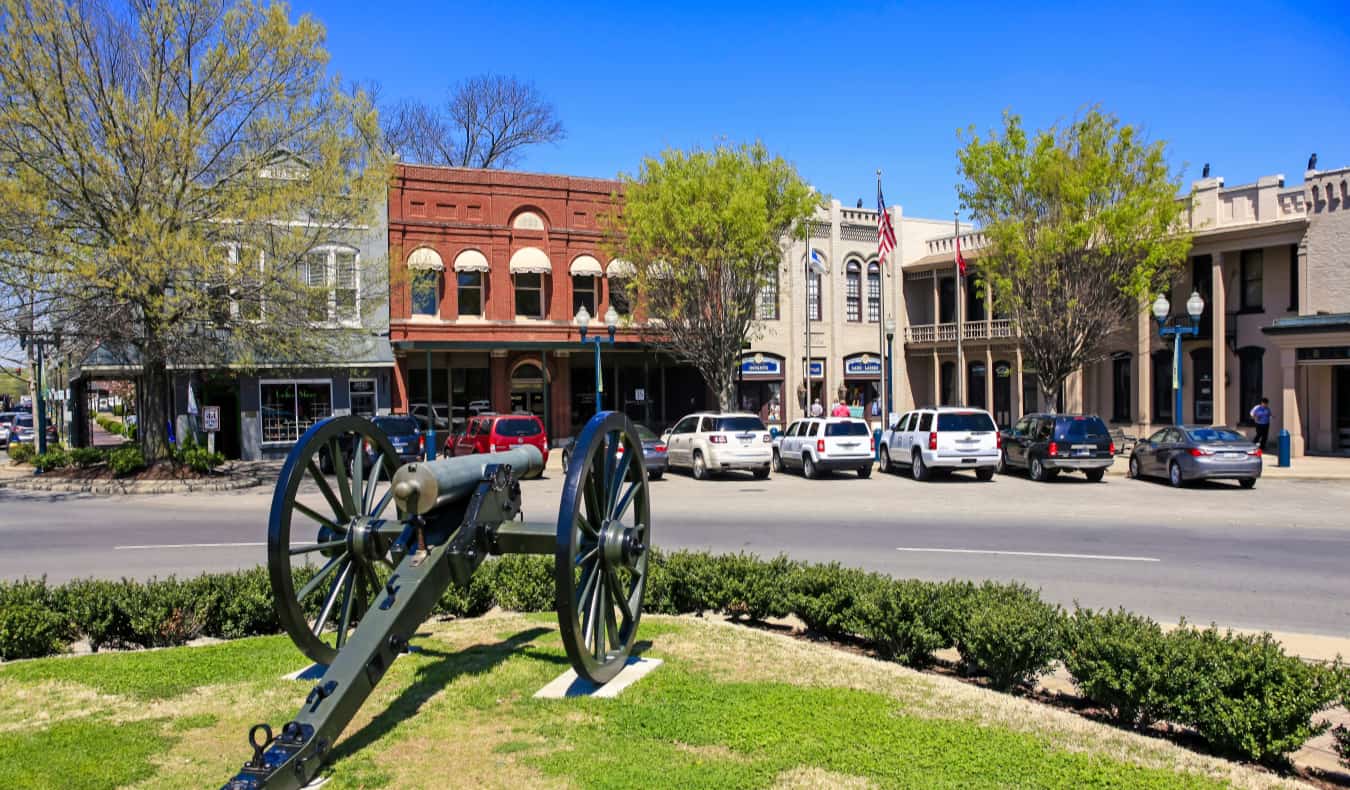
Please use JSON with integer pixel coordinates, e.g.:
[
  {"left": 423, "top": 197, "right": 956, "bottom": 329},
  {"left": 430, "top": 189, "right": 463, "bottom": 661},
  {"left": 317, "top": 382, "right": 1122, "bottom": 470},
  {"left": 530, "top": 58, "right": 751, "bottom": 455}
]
[{"left": 0, "top": 614, "right": 1296, "bottom": 789}]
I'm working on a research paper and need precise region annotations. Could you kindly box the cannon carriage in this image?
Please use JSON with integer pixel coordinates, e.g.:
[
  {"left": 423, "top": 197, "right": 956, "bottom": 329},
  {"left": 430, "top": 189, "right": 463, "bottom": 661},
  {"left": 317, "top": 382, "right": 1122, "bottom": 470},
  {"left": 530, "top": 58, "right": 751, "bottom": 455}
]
[{"left": 224, "top": 411, "right": 652, "bottom": 789}]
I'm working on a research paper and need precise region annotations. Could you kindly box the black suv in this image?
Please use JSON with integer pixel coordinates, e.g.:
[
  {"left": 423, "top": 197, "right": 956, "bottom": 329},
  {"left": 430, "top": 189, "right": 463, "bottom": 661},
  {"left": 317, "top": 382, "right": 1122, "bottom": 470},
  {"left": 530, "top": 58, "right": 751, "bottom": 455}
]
[{"left": 998, "top": 413, "right": 1114, "bottom": 482}]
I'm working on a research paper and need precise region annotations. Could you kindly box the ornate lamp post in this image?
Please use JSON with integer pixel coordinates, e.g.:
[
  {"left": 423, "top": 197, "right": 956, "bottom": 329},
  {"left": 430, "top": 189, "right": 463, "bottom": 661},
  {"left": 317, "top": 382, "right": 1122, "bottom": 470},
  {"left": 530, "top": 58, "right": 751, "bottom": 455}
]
[
  {"left": 1152, "top": 290, "right": 1206, "bottom": 425},
  {"left": 576, "top": 305, "right": 619, "bottom": 414},
  {"left": 883, "top": 316, "right": 896, "bottom": 424},
  {"left": 17, "top": 320, "right": 63, "bottom": 459}
]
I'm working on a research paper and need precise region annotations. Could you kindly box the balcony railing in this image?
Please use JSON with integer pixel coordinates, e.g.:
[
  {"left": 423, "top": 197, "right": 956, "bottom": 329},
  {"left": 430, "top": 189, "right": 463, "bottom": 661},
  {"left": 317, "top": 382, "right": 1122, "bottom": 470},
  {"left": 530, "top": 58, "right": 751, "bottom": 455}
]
[{"left": 905, "top": 319, "right": 1015, "bottom": 344}]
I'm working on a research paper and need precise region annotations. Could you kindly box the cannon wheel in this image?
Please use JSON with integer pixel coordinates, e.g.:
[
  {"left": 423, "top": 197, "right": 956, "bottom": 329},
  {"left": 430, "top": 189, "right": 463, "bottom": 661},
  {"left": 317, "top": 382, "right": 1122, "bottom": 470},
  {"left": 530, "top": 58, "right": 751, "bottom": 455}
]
[
  {"left": 268, "top": 416, "right": 404, "bottom": 666},
  {"left": 556, "top": 411, "right": 651, "bottom": 684}
]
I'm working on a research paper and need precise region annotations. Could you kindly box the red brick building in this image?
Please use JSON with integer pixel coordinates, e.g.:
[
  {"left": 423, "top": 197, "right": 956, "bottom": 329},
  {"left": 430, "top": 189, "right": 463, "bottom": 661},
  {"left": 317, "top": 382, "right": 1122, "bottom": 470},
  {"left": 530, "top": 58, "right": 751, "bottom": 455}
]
[{"left": 388, "top": 164, "right": 707, "bottom": 445}]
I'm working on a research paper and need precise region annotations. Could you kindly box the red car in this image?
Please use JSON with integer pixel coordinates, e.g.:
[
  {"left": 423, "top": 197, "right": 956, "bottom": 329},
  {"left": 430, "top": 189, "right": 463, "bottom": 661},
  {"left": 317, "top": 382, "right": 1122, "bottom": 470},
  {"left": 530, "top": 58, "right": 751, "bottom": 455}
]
[{"left": 446, "top": 413, "right": 549, "bottom": 463}]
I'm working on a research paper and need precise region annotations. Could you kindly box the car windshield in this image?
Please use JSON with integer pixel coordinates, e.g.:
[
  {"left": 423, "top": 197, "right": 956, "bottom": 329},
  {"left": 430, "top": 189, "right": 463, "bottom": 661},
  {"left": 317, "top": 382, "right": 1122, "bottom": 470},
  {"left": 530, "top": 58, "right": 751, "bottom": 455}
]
[
  {"left": 495, "top": 418, "right": 541, "bottom": 437},
  {"left": 1054, "top": 416, "right": 1109, "bottom": 441},
  {"left": 636, "top": 425, "right": 660, "bottom": 442},
  {"left": 374, "top": 417, "right": 420, "bottom": 435},
  {"left": 936, "top": 412, "right": 995, "bottom": 431},
  {"left": 1187, "top": 428, "right": 1246, "bottom": 443},
  {"left": 825, "top": 421, "right": 870, "bottom": 437},
  {"left": 713, "top": 416, "right": 765, "bottom": 432},
  {"left": 15, "top": 414, "right": 32, "bottom": 427}
]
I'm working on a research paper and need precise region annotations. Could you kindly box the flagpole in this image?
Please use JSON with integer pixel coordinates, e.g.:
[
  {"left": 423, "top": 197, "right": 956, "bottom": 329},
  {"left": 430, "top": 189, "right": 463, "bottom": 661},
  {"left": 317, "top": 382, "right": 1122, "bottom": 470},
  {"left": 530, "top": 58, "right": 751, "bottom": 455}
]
[
  {"left": 803, "top": 232, "right": 810, "bottom": 420},
  {"left": 876, "top": 170, "right": 887, "bottom": 427},
  {"left": 955, "top": 211, "right": 964, "bottom": 407}
]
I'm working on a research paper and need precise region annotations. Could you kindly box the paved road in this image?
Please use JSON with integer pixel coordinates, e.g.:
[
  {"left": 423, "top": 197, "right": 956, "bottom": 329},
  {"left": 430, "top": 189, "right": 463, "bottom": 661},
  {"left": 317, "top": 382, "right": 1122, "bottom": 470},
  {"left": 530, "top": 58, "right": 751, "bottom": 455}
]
[{"left": 2, "top": 466, "right": 1348, "bottom": 637}]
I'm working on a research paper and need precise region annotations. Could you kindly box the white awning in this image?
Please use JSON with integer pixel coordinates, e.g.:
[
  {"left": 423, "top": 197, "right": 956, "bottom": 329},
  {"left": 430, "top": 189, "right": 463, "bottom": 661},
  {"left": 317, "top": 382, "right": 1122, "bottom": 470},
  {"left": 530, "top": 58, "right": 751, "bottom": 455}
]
[
  {"left": 406, "top": 247, "right": 444, "bottom": 271},
  {"left": 569, "top": 255, "right": 603, "bottom": 277},
  {"left": 509, "top": 246, "right": 552, "bottom": 275},
  {"left": 607, "top": 258, "right": 635, "bottom": 277},
  {"left": 453, "top": 249, "right": 490, "bottom": 272}
]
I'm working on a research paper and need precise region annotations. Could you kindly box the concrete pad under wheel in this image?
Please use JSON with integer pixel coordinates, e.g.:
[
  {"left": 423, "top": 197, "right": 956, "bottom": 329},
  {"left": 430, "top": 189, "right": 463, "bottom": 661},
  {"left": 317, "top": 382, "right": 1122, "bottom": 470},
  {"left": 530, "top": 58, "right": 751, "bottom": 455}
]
[{"left": 533, "top": 657, "right": 663, "bottom": 699}]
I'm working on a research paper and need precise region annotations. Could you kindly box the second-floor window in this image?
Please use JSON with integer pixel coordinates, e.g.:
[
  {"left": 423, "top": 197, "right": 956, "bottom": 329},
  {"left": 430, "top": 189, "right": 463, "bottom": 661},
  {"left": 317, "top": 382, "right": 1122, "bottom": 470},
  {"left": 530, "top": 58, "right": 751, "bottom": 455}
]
[
  {"left": 412, "top": 270, "right": 439, "bottom": 317},
  {"left": 845, "top": 261, "right": 861, "bottom": 322},
  {"left": 303, "top": 247, "right": 360, "bottom": 326},
  {"left": 573, "top": 275, "right": 596, "bottom": 316},
  {"left": 808, "top": 272, "right": 822, "bottom": 321},
  {"left": 457, "top": 271, "right": 482, "bottom": 317},
  {"left": 610, "top": 277, "right": 632, "bottom": 316},
  {"left": 867, "top": 262, "right": 880, "bottom": 322},
  {"left": 757, "top": 269, "right": 778, "bottom": 320},
  {"left": 515, "top": 273, "right": 545, "bottom": 318},
  {"left": 1240, "top": 249, "right": 1263, "bottom": 311}
]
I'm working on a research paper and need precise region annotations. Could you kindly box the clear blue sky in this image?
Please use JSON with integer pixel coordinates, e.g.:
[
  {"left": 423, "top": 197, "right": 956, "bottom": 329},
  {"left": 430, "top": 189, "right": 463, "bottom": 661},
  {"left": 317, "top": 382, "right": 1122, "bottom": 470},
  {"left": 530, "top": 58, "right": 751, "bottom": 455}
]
[{"left": 298, "top": 0, "right": 1350, "bottom": 220}]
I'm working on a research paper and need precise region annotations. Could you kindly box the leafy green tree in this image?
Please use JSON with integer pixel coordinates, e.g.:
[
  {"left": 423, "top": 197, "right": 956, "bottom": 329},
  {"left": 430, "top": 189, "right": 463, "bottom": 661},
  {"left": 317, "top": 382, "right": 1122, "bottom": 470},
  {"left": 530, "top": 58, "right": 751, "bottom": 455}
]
[
  {"left": 956, "top": 109, "right": 1191, "bottom": 405},
  {"left": 0, "top": 0, "right": 387, "bottom": 459},
  {"left": 612, "top": 142, "right": 820, "bottom": 410}
]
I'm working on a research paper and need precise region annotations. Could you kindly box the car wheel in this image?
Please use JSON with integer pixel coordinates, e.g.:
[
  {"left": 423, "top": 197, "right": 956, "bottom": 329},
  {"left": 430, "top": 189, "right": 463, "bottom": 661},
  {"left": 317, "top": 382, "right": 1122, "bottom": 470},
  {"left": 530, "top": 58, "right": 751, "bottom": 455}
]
[
  {"left": 879, "top": 445, "right": 892, "bottom": 474},
  {"left": 912, "top": 451, "right": 930, "bottom": 482},
  {"left": 995, "top": 450, "right": 1007, "bottom": 475},
  {"left": 1085, "top": 469, "right": 1105, "bottom": 483},
  {"left": 1168, "top": 461, "right": 1184, "bottom": 488},
  {"left": 803, "top": 455, "right": 817, "bottom": 479},
  {"left": 772, "top": 450, "right": 783, "bottom": 473},
  {"left": 692, "top": 452, "right": 708, "bottom": 481},
  {"left": 648, "top": 470, "right": 663, "bottom": 481},
  {"left": 561, "top": 450, "right": 569, "bottom": 474},
  {"left": 1239, "top": 477, "right": 1256, "bottom": 489},
  {"left": 975, "top": 467, "right": 995, "bottom": 482},
  {"left": 857, "top": 464, "right": 873, "bottom": 479},
  {"left": 1029, "top": 457, "right": 1047, "bottom": 482},
  {"left": 753, "top": 466, "right": 770, "bottom": 480},
  {"left": 1128, "top": 455, "right": 1141, "bottom": 479}
]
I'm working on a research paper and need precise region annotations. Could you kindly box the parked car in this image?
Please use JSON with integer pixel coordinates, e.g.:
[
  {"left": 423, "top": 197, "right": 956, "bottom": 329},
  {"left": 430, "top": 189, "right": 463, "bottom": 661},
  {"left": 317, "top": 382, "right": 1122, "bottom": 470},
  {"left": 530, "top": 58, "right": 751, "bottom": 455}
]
[
  {"left": 0, "top": 412, "right": 15, "bottom": 447},
  {"left": 446, "top": 413, "right": 549, "bottom": 464},
  {"left": 878, "top": 406, "right": 999, "bottom": 481},
  {"left": 662, "top": 412, "right": 772, "bottom": 480},
  {"left": 409, "top": 403, "right": 449, "bottom": 431},
  {"left": 999, "top": 413, "right": 1115, "bottom": 482},
  {"left": 560, "top": 423, "right": 668, "bottom": 481},
  {"left": 1128, "top": 425, "right": 1262, "bottom": 488},
  {"left": 772, "top": 417, "right": 874, "bottom": 478},
  {"left": 318, "top": 415, "right": 426, "bottom": 474},
  {"left": 8, "top": 412, "right": 35, "bottom": 445}
]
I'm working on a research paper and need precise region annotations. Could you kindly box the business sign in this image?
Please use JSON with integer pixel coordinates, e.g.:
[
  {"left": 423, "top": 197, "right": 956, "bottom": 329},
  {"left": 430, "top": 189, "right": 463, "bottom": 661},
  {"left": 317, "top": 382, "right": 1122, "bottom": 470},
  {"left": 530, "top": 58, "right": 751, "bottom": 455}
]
[
  {"left": 740, "top": 353, "right": 783, "bottom": 376},
  {"left": 844, "top": 354, "right": 881, "bottom": 377},
  {"left": 202, "top": 406, "right": 221, "bottom": 432},
  {"left": 807, "top": 359, "right": 824, "bottom": 378}
]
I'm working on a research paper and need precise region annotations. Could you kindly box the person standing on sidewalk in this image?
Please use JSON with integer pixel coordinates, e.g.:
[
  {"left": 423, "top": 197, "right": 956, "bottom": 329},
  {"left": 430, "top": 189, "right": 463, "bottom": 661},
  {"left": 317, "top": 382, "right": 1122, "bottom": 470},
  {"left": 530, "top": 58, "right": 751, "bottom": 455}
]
[{"left": 1249, "top": 397, "right": 1272, "bottom": 449}]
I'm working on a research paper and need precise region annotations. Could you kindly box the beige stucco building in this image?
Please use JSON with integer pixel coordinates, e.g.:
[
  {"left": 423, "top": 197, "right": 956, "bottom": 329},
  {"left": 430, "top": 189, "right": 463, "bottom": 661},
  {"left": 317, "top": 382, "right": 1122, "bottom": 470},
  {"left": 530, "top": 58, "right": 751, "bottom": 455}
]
[{"left": 743, "top": 162, "right": 1350, "bottom": 457}]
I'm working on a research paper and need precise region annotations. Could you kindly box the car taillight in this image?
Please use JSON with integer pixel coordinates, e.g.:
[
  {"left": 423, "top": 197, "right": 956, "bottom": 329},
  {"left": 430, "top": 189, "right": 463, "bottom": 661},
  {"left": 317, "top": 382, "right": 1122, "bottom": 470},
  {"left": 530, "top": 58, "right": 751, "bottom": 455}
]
[
  {"left": 1048, "top": 442, "right": 1059, "bottom": 456},
  {"left": 870, "top": 436, "right": 876, "bottom": 452},
  {"left": 654, "top": 444, "right": 666, "bottom": 453},
  {"left": 1109, "top": 442, "right": 1115, "bottom": 455},
  {"left": 709, "top": 435, "right": 727, "bottom": 444},
  {"left": 418, "top": 435, "right": 425, "bottom": 451},
  {"left": 1189, "top": 447, "right": 1212, "bottom": 457},
  {"left": 816, "top": 439, "right": 825, "bottom": 453},
  {"left": 996, "top": 432, "right": 1002, "bottom": 449},
  {"left": 363, "top": 439, "right": 370, "bottom": 453},
  {"left": 1248, "top": 447, "right": 1262, "bottom": 457},
  {"left": 927, "top": 432, "right": 937, "bottom": 450}
]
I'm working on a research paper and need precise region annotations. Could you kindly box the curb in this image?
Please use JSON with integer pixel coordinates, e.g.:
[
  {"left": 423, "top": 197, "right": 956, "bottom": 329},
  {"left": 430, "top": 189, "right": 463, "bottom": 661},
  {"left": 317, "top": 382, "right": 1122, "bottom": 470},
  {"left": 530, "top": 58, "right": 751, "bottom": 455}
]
[{"left": 0, "top": 475, "right": 263, "bottom": 495}]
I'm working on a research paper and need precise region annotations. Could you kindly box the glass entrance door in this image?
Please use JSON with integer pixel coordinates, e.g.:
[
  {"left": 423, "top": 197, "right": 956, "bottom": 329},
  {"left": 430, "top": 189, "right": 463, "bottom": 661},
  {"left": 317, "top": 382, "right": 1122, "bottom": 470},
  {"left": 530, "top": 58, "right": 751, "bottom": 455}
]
[{"left": 1336, "top": 365, "right": 1350, "bottom": 451}]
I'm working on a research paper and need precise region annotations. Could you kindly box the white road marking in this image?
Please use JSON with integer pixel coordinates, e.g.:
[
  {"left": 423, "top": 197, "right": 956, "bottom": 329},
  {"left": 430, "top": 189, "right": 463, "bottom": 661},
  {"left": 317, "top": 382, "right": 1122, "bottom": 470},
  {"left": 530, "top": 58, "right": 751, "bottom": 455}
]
[
  {"left": 114, "top": 542, "right": 266, "bottom": 550},
  {"left": 895, "top": 547, "right": 1160, "bottom": 563}
]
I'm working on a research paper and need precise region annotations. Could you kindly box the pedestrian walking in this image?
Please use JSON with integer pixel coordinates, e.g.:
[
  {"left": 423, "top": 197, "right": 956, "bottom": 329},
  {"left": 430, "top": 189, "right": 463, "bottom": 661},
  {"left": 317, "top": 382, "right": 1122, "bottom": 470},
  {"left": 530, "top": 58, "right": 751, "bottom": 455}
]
[
  {"left": 830, "top": 400, "right": 850, "bottom": 418},
  {"left": 1249, "top": 397, "right": 1272, "bottom": 449},
  {"left": 810, "top": 398, "right": 824, "bottom": 417}
]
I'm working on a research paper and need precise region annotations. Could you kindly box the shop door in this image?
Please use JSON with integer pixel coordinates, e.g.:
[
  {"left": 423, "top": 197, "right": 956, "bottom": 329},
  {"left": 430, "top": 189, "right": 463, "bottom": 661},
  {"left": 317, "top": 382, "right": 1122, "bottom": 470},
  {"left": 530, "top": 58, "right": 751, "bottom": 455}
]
[
  {"left": 1337, "top": 366, "right": 1350, "bottom": 451},
  {"left": 510, "top": 363, "right": 546, "bottom": 419},
  {"left": 1190, "top": 350, "right": 1213, "bottom": 424},
  {"left": 993, "top": 361, "right": 1012, "bottom": 427}
]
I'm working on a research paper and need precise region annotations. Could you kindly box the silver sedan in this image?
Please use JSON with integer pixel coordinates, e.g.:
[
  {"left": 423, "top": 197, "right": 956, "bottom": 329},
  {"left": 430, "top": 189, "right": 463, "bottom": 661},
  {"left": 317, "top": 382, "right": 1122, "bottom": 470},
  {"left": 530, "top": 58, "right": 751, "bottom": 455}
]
[{"left": 1128, "top": 425, "right": 1263, "bottom": 488}]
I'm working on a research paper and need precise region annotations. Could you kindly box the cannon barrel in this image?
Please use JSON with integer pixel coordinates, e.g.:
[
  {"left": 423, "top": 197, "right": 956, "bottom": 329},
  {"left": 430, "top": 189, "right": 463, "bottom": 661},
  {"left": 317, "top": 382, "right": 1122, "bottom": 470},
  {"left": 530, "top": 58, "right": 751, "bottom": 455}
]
[{"left": 391, "top": 446, "right": 544, "bottom": 514}]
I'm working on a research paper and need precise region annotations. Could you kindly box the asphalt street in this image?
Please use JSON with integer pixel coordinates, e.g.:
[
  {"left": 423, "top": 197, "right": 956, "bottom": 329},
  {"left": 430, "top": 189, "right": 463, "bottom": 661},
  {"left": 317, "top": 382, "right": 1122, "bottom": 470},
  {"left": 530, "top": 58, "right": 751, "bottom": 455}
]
[{"left": 2, "top": 466, "right": 1348, "bottom": 637}]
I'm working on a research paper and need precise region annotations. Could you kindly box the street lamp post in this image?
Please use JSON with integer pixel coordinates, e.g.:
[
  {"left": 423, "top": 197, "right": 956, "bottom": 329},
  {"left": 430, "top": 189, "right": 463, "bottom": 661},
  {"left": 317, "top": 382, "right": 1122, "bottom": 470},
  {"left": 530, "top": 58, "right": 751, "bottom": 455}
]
[
  {"left": 1152, "top": 290, "right": 1206, "bottom": 424},
  {"left": 883, "top": 317, "right": 896, "bottom": 424},
  {"left": 576, "top": 305, "right": 619, "bottom": 414},
  {"left": 18, "top": 321, "right": 63, "bottom": 459}
]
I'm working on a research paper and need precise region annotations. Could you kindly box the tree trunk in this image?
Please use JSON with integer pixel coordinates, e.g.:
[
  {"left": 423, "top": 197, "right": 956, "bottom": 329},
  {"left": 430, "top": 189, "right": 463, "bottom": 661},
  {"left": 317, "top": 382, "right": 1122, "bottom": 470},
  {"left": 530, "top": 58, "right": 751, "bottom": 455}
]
[{"left": 139, "top": 360, "right": 172, "bottom": 461}]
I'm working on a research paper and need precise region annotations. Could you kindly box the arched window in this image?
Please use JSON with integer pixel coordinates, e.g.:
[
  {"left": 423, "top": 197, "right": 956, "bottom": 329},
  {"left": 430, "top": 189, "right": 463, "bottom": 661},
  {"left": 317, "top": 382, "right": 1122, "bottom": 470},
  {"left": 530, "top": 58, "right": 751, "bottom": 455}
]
[
  {"left": 808, "top": 271, "right": 822, "bottom": 321},
  {"left": 845, "top": 260, "right": 861, "bottom": 322},
  {"left": 866, "top": 262, "right": 881, "bottom": 322},
  {"left": 757, "top": 268, "right": 779, "bottom": 320},
  {"left": 408, "top": 247, "right": 444, "bottom": 318},
  {"left": 512, "top": 210, "right": 546, "bottom": 230}
]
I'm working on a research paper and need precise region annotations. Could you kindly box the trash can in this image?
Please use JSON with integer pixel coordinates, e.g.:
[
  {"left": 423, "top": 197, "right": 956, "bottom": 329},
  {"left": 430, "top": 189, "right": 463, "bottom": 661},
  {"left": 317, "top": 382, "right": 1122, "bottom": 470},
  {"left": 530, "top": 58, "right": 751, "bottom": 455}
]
[{"left": 1277, "top": 429, "right": 1291, "bottom": 468}]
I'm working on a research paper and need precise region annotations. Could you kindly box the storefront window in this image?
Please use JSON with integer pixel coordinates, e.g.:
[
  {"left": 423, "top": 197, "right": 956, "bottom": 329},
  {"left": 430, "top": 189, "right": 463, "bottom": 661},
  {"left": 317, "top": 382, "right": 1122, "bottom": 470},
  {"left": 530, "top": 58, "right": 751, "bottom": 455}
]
[
  {"left": 261, "top": 381, "right": 332, "bottom": 443},
  {"left": 349, "top": 379, "right": 376, "bottom": 418}
]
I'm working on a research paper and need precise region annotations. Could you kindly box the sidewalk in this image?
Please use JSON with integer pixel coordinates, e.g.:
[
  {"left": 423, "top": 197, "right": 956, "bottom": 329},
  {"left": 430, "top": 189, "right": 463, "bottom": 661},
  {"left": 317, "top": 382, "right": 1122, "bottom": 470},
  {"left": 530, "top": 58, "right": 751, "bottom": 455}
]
[
  {"left": 0, "top": 453, "right": 273, "bottom": 494},
  {"left": 1105, "top": 453, "right": 1350, "bottom": 480}
]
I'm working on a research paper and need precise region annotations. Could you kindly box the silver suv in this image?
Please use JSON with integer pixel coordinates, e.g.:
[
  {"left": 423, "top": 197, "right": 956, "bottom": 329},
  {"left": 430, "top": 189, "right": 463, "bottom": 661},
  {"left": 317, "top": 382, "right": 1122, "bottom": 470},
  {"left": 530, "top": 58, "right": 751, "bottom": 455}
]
[
  {"left": 879, "top": 406, "right": 1000, "bottom": 481},
  {"left": 773, "top": 417, "right": 874, "bottom": 478},
  {"left": 663, "top": 412, "right": 772, "bottom": 480}
]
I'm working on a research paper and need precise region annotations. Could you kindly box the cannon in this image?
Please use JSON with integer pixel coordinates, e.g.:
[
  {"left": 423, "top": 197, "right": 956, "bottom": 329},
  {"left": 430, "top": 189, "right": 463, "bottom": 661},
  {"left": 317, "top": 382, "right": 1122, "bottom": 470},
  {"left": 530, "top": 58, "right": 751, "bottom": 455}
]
[{"left": 222, "top": 411, "right": 652, "bottom": 789}]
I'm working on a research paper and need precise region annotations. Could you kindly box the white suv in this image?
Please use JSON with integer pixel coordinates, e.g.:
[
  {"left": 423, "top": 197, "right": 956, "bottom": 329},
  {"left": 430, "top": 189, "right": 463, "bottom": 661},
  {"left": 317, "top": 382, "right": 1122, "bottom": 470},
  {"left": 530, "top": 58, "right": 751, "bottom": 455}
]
[
  {"left": 879, "top": 406, "right": 1000, "bottom": 481},
  {"left": 663, "top": 412, "right": 772, "bottom": 480},
  {"left": 773, "top": 417, "right": 874, "bottom": 479}
]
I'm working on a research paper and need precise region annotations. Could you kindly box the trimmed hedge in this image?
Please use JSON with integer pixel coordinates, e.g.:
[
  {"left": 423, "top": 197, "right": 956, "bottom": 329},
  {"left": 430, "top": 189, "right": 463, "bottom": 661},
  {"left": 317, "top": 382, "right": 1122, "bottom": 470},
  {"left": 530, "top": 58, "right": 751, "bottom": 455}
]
[
  {"left": 7, "top": 442, "right": 35, "bottom": 464},
  {"left": 1, "top": 552, "right": 1343, "bottom": 765},
  {"left": 108, "top": 445, "right": 146, "bottom": 475}
]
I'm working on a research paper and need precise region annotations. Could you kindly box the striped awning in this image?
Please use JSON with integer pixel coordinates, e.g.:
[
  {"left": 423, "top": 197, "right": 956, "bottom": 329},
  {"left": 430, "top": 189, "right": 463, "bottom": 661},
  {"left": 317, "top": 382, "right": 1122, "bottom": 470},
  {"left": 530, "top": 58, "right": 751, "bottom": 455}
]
[
  {"left": 607, "top": 258, "right": 635, "bottom": 277},
  {"left": 453, "top": 249, "right": 490, "bottom": 272},
  {"left": 569, "top": 255, "right": 603, "bottom": 277},
  {"left": 509, "top": 246, "right": 552, "bottom": 275},
  {"left": 406, "top": 247, "right": 444, "bottom": 271}
]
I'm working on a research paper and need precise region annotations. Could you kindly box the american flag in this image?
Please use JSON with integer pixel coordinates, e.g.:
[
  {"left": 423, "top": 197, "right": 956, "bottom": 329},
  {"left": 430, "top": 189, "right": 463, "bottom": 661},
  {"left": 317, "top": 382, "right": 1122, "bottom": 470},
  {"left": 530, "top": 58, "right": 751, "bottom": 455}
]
[
  {"left": 877, "top": 188, "right": 897, "bottom": 268},
  {"left": 956, "top": 230, "right": 968, "bottom": 277}
]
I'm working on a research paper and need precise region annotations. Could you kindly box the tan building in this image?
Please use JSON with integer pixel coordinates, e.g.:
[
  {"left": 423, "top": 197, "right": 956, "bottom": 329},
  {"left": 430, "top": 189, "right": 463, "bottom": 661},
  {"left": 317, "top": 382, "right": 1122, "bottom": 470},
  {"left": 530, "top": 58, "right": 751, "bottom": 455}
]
[{"left": 750, "top": 162, "right": 1350, "bottom": 457}]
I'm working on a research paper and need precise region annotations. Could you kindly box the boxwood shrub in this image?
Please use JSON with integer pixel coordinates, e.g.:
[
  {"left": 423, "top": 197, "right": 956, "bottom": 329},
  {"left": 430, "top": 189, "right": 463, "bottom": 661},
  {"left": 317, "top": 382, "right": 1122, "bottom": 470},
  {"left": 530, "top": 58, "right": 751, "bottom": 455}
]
[
  {"left": 1062, "top": 606, "right": 1169, "bottom": 727},
  {"left": 956, "top": 581, "right": 1064, "bottom": 691},
  {"left": 7, "top": 441, "right": 35, "bottom": 464}
]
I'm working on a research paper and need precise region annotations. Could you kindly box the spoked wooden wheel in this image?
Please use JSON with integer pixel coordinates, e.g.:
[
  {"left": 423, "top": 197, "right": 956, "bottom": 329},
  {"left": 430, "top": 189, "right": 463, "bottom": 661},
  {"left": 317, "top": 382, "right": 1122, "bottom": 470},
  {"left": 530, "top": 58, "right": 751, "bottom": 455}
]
[
  {"left": 268, "top": 416, "right": 405, "bottom": 666},
  {"left": 556, "top": 411, "right": 651, "bottom": 684}
]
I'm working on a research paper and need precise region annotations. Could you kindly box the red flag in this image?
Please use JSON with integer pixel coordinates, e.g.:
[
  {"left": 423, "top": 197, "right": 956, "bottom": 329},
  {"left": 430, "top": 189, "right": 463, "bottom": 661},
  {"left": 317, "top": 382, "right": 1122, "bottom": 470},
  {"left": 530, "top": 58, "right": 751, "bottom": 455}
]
[{"left": 956, "top": 231, "right": 967, "bottom": 277}]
